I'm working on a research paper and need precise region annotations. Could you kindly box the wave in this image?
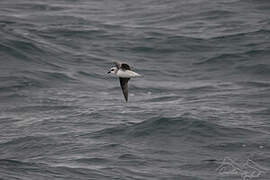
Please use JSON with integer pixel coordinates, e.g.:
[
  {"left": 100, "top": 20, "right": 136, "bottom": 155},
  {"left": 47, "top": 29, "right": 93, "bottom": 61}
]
[
  {"left": 0, "top": 158, "right": 110, "bottom": 180},
  {"left": 0, "top": 70, "right": 77, "bottom": 93},
  {"left": 236, "top": 64, "right": 270, "bottom": 76},
  {"left": 91, "top": 116, "right": 259, "bottom": 141},
  {"left": 76, "top": 71, "right": 107, "bottom": 80},
  {"left": 195, "top": 48, "right": 270, "bottom": 65},
  {"left": 11, "top": 2, "right": 67, "bottom": 12},
  {"left": 197, "top": 10, "right": 236, "bottom": 18},
  {"left": 0, "top": 33, "right": 65, "bottom": 71},
  {"left": 194, "top": 53, "right": 244, "bottom": 65},
  {"left": 0, "top": 136, "right": 56, "bottom": 148},
  {"left": 0, "top": 75, "right": 43, "bottom": 92},
  {"left": 75, "top": 157, "right": 110, "bottom": 164},
  {"left": 144, "top": 95, "right": 181, "bottom": 102},
  {"left": 238, "top": 81, "right": 270, "bottom": 88},
  {"left": 209, "top": 29, "right": 270, "bottom": 40}
]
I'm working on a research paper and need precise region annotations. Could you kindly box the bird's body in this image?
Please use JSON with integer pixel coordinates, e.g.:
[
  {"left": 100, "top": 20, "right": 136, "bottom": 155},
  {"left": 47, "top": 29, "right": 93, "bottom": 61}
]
[
  {"left": 116, "top": 69, "right": 141, "bottom": 78},
  {"left": 108, "top": 62, "right": 141, "bottom": 102}
]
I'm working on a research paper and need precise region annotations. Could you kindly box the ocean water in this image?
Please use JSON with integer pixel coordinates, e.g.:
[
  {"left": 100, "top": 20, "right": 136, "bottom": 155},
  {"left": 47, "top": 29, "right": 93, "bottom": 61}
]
[{"left": 0, "top": 0, "right": 270, "bottom": 179}]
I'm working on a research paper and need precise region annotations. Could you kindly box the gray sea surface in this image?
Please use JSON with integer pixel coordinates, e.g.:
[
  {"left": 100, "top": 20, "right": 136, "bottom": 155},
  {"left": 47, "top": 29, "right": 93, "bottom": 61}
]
[{"left": 0, "top": 0, "right": 270, "bottom": 179}]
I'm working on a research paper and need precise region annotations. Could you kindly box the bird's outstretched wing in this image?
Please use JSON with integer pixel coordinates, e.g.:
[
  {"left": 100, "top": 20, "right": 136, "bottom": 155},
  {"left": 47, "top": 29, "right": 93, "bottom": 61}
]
[
  {"left": 121, "top": 63, "right": 131, "bottom": 70},
  {"left": 119, "top": 77, "right": 130, "bottom": 102}
]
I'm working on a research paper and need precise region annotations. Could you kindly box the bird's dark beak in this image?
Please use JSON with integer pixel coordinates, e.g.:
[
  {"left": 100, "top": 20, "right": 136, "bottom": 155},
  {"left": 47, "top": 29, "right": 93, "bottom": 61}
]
[{"left": 107, "top": 70, "right": 111, "bottom": 74}]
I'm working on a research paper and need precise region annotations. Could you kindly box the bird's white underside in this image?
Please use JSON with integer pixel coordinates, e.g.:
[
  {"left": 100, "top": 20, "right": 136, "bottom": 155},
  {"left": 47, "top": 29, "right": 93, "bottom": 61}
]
[{"left": 116, "top": 69, "right": 141, "bottom": 78}]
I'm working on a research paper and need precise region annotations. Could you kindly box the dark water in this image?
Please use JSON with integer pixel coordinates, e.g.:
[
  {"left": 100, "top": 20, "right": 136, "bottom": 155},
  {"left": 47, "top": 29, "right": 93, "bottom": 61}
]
[{"left": 1, "top": 0, "right": 270, "bottom": 179}]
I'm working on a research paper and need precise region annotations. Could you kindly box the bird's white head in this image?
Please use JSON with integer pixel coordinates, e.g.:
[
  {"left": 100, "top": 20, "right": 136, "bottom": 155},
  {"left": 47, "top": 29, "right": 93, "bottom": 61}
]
[{"left": 107, "top": 67, "right": 118, "bottom": 74}]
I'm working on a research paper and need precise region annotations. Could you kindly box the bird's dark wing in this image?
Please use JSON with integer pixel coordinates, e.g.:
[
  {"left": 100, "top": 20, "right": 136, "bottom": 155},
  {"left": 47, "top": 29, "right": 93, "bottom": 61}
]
[
  {"left": 113, "top": 61, "right": 121, "bottom": 69},
  {"left": 119, "top": 78, "right": 130, "bottom": 102},
  {"left": 121, "top": 63, "right": 131, "bottom": 70}
]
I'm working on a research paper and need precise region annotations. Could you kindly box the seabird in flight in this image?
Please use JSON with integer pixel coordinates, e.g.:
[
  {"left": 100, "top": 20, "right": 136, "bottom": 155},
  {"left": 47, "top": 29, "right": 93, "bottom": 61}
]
[{"left": 108, "top": 62, "right": 141, "bottom": 102}]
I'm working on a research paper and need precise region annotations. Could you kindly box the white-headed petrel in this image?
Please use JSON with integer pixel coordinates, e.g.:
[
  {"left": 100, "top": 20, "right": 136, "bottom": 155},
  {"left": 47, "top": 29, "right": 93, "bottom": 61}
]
[{"left": 108, "top": 62, "right": 141, "bottom": 102}]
